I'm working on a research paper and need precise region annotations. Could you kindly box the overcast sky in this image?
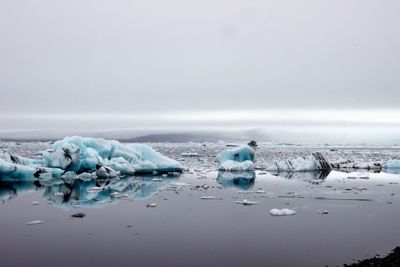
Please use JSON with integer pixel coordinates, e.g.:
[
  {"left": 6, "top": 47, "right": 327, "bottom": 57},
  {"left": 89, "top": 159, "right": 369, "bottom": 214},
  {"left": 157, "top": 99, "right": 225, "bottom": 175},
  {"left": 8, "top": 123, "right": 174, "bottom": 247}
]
[{"left": 1, "top": 0, "right": 400, "bottom": 120}]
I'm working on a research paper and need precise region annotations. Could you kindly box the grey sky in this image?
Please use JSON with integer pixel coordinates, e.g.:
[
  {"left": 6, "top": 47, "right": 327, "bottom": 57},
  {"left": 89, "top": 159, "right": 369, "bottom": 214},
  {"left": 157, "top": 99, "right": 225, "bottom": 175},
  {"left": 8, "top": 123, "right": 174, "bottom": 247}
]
[{"left": 1, "top": 0, "right": 400, "bottom": 116}]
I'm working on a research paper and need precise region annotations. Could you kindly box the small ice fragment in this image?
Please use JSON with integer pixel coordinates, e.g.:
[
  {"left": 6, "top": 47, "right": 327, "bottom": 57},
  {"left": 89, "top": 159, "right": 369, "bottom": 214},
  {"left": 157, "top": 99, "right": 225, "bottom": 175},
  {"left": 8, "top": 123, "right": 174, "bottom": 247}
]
[
  {"left": 146, "top": 203, "right": 157, "bottom": 208},
  {"left": 110, "top": 192, "right": 121, "bottom": 196},
  {"left": 236, "top": 199, "right": 259, "bottom": 206},
  {"left": 71, "top": 213, "right": 86, "bottom": 218},
  {"left": 162, "top": 174, "right": 168, "bottom": 178},
  {"left": 53, "top": 192, "right": 64, "bottom": 196},
  {"left": 270, "top": 208, "right": 296, "bottom": 216},
  {"left": 26, "top": 220, "right": 44, "bottom": 225},
  {"left": 152, "top": 178, "right": 162, "bottom": 182},
  {"left": 202, "top": 184, "right": 209, "bottom": 189},
  {"left": 256, "top": 190, "right": 266, "bottom": 194},
  {"left": 31, "top": 201, "right": 39, "bottom": 206},
  {"left": 90, "top": 187, "right": 102, "bottom": 191},
  {"left": 201, "top": 196, "right": 216, "bottom": 200},
  {"left": 319, "top": 210, "right": 329, "bottom": 215}
]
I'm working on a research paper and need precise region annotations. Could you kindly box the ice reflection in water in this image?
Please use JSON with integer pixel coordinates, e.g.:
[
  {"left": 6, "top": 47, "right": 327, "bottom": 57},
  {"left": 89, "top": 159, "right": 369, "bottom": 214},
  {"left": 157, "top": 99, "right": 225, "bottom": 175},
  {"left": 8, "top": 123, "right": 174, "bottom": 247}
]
[
  {"left": 217, "top": 171, "right": 255, "bottom": 190},
  {"left": 0, "top": 174, "right": 180, "bottom": 208},
  {"left": 270, "top": 170, "right": 331, "bottom": 181}
]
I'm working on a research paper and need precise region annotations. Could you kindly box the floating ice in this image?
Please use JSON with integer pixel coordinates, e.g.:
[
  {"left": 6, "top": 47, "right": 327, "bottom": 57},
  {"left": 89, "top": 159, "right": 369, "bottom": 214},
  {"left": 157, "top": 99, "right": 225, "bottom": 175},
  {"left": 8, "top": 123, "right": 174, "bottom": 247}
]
[
  {"left": 217, "top": 145, "right": 255, "bottom": 171},
  {"left": 235, "top": 199, "right": 259, "bottom": 206},
  {"left": 270, "top": 208, "right": 296, "bottom": 216},
  {"left": 26, "top": 220, "right": 44, "bottom": 225},
  {"left": 266, "top": 152, "right": 331, "bottom": 172},
  {"left": 0, "top": 136, "right": 183, "bottom": 180}
]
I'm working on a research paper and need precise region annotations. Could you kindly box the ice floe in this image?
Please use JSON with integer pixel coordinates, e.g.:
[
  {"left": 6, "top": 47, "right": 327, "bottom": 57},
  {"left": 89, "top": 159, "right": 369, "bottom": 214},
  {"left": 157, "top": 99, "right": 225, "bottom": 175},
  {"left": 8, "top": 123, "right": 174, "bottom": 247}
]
[
  {"left": 270, "top": 208, "right": 296, "bottom": 216},
  {"left": 236, "top": 199, "right": 259, "bottom": 205}
]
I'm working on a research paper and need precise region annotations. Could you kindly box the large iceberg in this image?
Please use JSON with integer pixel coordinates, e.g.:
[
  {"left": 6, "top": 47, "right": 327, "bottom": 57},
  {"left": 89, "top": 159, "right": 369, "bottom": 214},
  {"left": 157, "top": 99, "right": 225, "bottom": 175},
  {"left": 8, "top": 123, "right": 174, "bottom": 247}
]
[
  {"left": 266, "top": 152, "right": 332, "bottom": 172},
  {"left": 217, "top": 145, "right": 256, "bottom": 171},
  {"left": 0, "top": 136, "right": 183, "bottom": 180}
]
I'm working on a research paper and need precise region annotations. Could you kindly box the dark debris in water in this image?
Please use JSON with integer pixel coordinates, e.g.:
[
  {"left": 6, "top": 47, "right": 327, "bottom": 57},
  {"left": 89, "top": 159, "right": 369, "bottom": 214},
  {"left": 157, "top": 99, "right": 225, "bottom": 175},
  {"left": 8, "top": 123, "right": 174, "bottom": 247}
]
[
  {"left": 70, "top": 213, "right": 86, "bottom": 218},
  {"left": 344, "top": 246, "right": 400, "bottom": 267}
]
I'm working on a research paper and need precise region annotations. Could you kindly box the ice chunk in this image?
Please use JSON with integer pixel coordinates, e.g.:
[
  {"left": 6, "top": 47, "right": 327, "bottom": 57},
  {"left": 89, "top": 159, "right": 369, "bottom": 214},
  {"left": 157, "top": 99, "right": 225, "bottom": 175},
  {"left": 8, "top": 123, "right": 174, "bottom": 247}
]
[
  {"left": 0, "top": 158, "right": 63, "bottom": 180},
  {"left": 235, "top": 199, "right": 259, "bottom": 205},
  {"left": 266, "top": 152, "right": 331, "bottom": 172},
  {"left": 217, "top": 145, "right": 255, "bottom": 171},
  {"left": 95, "top": 165, "right": 119, "bottom": 178},
  {"left": 270, "top": 208, "right": 296, "bottom": 216},
  {"left": 42, "top": 143, "right": 80, "bottom": 171},
  {"left": 26, "top": 220, "right": 44, "bottom": 225},
  {"left": 219, "top": 160, "right": 254, "bottom": 171}
]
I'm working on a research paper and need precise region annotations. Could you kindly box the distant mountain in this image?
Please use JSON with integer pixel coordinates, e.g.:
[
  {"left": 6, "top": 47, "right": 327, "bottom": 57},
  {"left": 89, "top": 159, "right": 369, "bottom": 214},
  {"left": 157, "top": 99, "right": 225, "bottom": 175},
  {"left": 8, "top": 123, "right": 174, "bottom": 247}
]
[{"left": 122, "top": 132, "right": 235, "bottom": 143}]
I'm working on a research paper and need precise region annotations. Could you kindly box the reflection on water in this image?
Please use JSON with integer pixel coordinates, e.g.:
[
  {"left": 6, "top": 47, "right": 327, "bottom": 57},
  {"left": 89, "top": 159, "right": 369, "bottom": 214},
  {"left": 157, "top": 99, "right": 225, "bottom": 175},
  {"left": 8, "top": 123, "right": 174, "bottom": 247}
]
[
  {"left": 270, "top": 170, "right": 331, "bottom": 180},
  {"left": 0, "top": 174, "right": 180, "bottom": 208},
  {"left": 217, "top": 171, "right": 256, "bottom": 190}
]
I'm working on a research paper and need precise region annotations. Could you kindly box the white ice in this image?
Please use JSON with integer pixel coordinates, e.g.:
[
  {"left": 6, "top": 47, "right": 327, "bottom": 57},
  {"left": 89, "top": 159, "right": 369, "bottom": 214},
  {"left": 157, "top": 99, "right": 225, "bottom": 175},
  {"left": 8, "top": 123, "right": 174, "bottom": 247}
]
[{"left": 270, "top": 208, "right": 296, "bottom": 216}]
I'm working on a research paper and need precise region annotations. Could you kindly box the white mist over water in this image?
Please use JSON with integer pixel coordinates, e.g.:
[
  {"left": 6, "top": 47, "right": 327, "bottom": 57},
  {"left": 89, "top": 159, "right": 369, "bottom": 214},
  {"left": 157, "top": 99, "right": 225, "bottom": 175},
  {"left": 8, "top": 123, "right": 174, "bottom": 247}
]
[{"left": 1, "top": 109, "right": 400, "bottom": 145}]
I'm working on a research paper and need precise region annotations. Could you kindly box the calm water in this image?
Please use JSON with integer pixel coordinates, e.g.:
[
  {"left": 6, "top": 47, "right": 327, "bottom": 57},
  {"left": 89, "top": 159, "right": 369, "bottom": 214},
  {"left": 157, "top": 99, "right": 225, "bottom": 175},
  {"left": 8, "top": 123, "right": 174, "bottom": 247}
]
[{"left": 1, "top": 142, "right": 400, "bottom": 267}]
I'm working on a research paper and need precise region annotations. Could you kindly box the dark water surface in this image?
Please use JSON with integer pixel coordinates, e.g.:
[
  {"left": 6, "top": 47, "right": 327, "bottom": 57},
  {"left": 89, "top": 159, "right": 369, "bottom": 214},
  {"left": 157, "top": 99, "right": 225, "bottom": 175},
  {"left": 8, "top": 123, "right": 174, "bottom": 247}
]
[
  {"left": 1, "top": 170, "right": 400, "bottom": 267},
  {"left": 1, "top": 142, "right": 400, "bottom": 267}
]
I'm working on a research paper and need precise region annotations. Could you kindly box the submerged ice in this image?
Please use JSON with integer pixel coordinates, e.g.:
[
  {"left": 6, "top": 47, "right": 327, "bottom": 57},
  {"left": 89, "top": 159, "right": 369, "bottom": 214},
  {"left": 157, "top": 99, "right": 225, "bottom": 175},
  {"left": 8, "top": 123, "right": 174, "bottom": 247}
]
[{"left": 0, "top": 136, "right": 183, "bottom": 180}]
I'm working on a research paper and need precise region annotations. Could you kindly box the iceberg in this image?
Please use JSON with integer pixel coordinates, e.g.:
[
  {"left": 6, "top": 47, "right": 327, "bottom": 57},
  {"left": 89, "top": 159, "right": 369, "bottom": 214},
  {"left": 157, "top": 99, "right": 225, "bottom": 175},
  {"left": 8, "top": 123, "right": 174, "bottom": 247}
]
[
  {"left": 0, "top": 136, "right": 183, "bottom": 180},
  {"left": 217, "top": 145, "right": 255, "bottom": 171},
  {"left": 266, "top": 152, "right": 331, "bottom": 172}
]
